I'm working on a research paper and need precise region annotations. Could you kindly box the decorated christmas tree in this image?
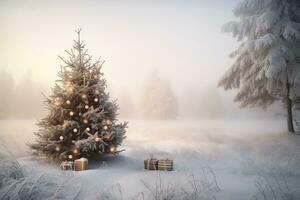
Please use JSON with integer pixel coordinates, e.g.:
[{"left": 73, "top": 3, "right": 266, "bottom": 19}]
[{"left": 30, "top": 29, "right": 127, "bottom": 162}]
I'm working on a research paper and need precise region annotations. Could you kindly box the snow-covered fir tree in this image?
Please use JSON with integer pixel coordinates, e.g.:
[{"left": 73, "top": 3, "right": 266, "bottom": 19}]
[
  {"left": 219, "top": 0, "right": 300, "bottom": 132},
  {"left": 30, "top": 29, "right": 127, "bottom": 161}
]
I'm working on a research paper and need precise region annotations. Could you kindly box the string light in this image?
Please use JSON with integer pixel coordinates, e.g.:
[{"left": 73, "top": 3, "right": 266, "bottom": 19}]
[
  {"left": 85, "top": 105, "right": 89, "bottom": 109},
  {"left": 106, "top": 119, "right": 111, "bottom": 124},
  {"left": 73, "top": 149, "right": 79, "bottom": 154},
  {"left": 79, "top": 112, "right": 82, "bottom": 116},
  {"left": 109, "top": 146, "right": 116, "bottom": 153},
  {"left": 59, "top": 136, "right": 64, "bottom": 140},
  {"left": 94, "top": 98, "right": 98, "bottom": 102},
  {"left": 73, "top": 128, "right": 78, "bottom": 133},
  {"left": 68, "top": 154, "right": 73, "bottom": 159},
  {"left": 95, "top": 90, "right": 100, "bottom": 95},
  {"left": 83, "top": 119, "right": 88, "bottom": 124},
  {"left": 69, "top": 111, "right": 74, "bottom": 116},
  {"left": 55, "top": 146, "right": 60, "bottom": 151},
  {"left": 86, "top": 127, "right": 90, "bottom": 131},
  {"left": 65, "top": 81, "right": 73, "bottom": 92},
  {"left": 82, "top": 94, "right": 87, "bottom": 99},
  {"left": 54, "top": 97, "right": 62, "bottom": 106},
  {"left": 103, "top": 125, "right": 108, "bottom": 130},
  {"left": 93, "top": 75, "right": 98, "bottom": 79},
  {"left": 95, "top": 137, "right": 100, "bottom": 142},
  {"left": 66, "top": 100, "right": 71, "bottom": 105}
]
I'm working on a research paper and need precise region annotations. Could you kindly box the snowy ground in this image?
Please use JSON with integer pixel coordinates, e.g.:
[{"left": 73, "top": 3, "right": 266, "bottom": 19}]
[{"left": 1, "top": 119, "right": 300, "bottom": 199}]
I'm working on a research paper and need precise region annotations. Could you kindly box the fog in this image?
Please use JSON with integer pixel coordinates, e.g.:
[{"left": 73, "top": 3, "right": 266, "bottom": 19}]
[
  {"left": 1, "top": 1, "right": 300, "bottom": 199},
  {"left": 0, "top": 0, "right": 286, "bottom": 121}
]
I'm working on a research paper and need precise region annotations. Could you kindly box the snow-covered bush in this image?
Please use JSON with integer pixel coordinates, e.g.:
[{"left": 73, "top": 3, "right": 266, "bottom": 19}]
[
  {"left": 0, "top": 145, "right": 24, "bottom": 188},
  {"left": 0, "top": 144, "right": 82, "bottom": 200}
]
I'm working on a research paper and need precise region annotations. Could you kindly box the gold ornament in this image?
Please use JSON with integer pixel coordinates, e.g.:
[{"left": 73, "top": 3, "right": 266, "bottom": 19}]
[
  {"left": 94, "top": 98, "right": 98, "bottom": 102},
  {"left": 59, "top": 136, "right": 64, "bottom": 140},
  {"left": 66, "top": 100, "right": 71, "bottom": 105},
  {"left": 85, "top": 105, "right": 89, "bottom": 109},
  {"left": 73, "top": 128, "right": 78, "bottom": 133},
  {"left": 69, "top": 111, "right": 74, "bottom": 116},
  {"left": 68, "top": 154, "right": 73, "bottom": 159}
]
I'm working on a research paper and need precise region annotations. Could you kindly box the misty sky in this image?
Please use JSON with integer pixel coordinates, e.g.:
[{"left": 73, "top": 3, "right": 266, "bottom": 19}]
[{"left": 0, "top": 0, "right": 239, "bottom": 95}]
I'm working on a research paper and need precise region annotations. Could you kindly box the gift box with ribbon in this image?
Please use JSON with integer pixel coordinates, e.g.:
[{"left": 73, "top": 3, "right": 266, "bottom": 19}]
[
  {"left": 158, "top": 159, "right": 173, "bottom": 171},
  {"left": 74, "top": 157, "right": 88, "bottom": 171},
  {"left": 144, "top": 155, "right": 158, "bottom": 170}
]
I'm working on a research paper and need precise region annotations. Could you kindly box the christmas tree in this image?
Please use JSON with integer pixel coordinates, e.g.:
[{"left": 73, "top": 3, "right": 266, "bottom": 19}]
[{"left": 30, "top": 29, "right": 127, "bottom": 162}]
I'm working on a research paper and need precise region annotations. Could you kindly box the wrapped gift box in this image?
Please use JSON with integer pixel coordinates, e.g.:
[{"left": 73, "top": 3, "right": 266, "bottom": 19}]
[
  {"left": 74, "top": 157, "right": 88, "bottom": 171},
  {"left": 144, "top": 158, "right": 158, "bottom": 170},
  {"left": 158, "top": 159, "right": 173, "bottom": 171},
  {"left": 60, "top": 161, "right": 73, "bottom": 171}
]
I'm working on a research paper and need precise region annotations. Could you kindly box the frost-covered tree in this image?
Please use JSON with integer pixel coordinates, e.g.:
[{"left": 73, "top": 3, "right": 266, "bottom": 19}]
[
  {"left": 219, "top": 0, "right": 300, "bottom": 132},
  {"left": 30, "top": 29, "right": 127, "bottom": 161},
  {"left": 140, "top": 72, "right": 178, "bottom": 119}
]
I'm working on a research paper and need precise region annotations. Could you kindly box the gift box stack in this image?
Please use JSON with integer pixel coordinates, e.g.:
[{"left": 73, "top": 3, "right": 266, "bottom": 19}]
[
  {"left": 144, "top": 155, "right": 173, "bottom": 171},
  {"left": 60, "top": 157, "right": 88, "bottom": 171}
]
